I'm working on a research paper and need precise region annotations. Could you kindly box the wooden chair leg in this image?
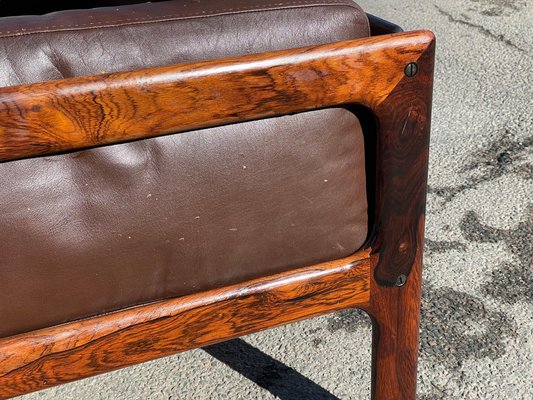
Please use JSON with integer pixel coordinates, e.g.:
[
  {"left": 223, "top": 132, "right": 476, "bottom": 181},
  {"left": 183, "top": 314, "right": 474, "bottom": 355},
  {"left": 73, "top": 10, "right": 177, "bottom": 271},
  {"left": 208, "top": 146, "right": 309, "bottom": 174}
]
[
  {"left": 366, "top": 256, "right": 423, "bottom": 400},
  {"left": 364, "top": 34, "right": 433, "bottom": 399}
]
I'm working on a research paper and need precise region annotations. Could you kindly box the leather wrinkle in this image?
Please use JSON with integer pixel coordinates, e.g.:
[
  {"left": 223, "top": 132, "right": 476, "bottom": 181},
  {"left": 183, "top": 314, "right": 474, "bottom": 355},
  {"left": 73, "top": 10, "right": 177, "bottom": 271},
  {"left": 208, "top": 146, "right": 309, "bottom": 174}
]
[{"left": 0, "top": 0, "right": 369, "bottom": 338}]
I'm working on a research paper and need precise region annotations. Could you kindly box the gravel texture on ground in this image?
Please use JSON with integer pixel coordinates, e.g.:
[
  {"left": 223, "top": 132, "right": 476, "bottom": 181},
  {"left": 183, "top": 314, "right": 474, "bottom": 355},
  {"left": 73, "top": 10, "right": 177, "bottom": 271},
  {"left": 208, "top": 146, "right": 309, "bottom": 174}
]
[{"left": 18, "top": 0, "right": 532, "bottom": 398}]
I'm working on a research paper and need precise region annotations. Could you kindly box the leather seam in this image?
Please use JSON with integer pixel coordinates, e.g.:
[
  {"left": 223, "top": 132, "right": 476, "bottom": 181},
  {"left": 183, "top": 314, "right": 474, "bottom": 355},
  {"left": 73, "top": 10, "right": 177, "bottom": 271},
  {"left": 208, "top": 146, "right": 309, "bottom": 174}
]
[{"left": 0, "top": 0, "right": 369, "bottom": 38}]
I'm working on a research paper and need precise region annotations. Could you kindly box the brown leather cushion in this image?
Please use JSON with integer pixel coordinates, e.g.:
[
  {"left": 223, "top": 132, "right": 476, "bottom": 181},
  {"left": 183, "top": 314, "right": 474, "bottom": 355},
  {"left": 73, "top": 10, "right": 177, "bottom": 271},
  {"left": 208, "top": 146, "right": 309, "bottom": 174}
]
[{"left": 0, "top": 0, "right": 369, "bottom": 338}]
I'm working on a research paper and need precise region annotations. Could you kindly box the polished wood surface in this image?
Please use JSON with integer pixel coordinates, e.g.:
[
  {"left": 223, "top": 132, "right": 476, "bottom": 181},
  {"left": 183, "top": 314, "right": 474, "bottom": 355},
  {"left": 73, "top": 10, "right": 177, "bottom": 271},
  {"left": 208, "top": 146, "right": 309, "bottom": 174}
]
[
  {"left": 370, "top": 35, "right": 435, "bottom": 286},
  {"left": 0, "top": 252, "right": 370, "bottom": 399},
  {"left": 364, "top": 37, "right": 434, "bottom": 399},
  {"left": 0, "top": 29, "right": 435, "bottom": 400},
  {"left": 0, "top": 31, "right": 433, "bottom": 162}
]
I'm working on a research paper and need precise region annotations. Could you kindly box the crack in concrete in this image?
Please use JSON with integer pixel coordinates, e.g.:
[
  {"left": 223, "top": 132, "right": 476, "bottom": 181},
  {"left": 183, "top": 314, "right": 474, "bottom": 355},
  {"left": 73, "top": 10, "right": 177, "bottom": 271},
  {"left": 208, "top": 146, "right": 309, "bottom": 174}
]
[
  {"left": 469, "top": 0, "right": 525, "bottom": 17},
  {"left": 434, "top": 5, "right": 529, "bottom": 55}
]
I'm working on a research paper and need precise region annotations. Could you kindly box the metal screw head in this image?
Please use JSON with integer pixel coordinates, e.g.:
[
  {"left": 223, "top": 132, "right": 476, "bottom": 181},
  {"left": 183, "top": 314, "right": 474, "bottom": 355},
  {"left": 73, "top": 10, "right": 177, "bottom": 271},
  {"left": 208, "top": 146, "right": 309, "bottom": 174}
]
[
  {"left": 395, "top": 274, "right": 407, "bottom": 287},
  {"left": 404, "top": 62, "right": 418, "bottom": 78}
]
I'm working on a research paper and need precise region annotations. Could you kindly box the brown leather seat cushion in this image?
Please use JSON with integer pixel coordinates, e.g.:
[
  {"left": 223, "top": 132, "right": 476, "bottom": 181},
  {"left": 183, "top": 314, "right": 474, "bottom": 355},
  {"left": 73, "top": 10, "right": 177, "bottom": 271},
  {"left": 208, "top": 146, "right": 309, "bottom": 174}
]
[{"left": 0, "top": 0, "right": 369, "bottom": 338}]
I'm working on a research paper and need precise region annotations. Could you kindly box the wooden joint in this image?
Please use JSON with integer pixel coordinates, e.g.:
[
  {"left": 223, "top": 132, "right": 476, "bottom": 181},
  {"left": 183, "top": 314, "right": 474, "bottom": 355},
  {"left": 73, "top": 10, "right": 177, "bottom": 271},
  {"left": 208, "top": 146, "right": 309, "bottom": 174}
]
[{"left": 370, "top": 34, "right": 435, "bottom": 286}]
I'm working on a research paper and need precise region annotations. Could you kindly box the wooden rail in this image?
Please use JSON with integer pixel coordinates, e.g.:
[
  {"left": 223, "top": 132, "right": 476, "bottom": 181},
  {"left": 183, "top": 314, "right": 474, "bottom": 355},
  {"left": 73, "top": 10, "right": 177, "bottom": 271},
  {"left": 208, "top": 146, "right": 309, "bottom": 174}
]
[
  {"left": 0, "top": 31, "right": 432, "bottom": 162},
  {"left": 0, "top": 253, "right": 370, "bottom": 398}
]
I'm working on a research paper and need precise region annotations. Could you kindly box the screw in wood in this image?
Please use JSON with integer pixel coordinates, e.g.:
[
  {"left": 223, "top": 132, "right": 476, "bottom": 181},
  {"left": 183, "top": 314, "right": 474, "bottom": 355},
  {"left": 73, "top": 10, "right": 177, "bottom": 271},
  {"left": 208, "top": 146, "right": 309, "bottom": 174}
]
[
  {"left": 395, "top": 274, "right": 407, "bottom": 287},
  {"left": 404, "top": 62, "right": 418, "bottom": 77}
]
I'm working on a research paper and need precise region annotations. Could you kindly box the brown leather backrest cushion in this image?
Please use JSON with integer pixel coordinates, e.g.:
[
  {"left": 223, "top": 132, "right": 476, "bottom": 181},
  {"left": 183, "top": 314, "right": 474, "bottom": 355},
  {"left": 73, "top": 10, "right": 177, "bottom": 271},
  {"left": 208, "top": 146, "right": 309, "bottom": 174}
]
[
  {"left": 0, "top": 0, "right": 369, "bottom": 337},
  {"left": 0, "top": 0, "right": 369, "bottom": 86}
]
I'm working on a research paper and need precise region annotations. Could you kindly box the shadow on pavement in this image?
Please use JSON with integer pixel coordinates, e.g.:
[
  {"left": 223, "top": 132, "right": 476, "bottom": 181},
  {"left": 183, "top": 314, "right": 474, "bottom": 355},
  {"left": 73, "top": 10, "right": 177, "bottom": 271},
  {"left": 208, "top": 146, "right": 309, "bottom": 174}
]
[{"left": 204, "top": 339, "right": 339, "bottom": 400}]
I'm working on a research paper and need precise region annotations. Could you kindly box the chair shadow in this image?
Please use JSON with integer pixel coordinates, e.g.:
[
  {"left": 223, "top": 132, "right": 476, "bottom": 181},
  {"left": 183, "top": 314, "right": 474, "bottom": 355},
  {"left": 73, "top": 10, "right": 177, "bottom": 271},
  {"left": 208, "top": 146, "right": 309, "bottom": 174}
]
[{"left": 203, "top": 338, "right": 339, "bottom": 400}]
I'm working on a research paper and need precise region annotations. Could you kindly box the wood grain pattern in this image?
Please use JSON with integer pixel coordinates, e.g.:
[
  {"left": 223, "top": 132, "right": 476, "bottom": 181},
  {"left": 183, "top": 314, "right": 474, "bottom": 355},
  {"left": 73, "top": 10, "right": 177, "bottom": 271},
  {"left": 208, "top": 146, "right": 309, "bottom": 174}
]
[
  {"left": 0, "top": 28, "right": 435, "bottom": 399},
  {"left": 366, "top": 222, "right": 425, "bottom": 400},
  {"left": 370, "top": 34, "right": 435, "bottom": 285},
  {"left": 0, "top": 31, "right": 434, "bottom": 162},
  {"left": 0, "top": 252, "right": 370, "bottom": 399},
  {"left": 364, "top": 40, "right": 435, "bottom": 398}
]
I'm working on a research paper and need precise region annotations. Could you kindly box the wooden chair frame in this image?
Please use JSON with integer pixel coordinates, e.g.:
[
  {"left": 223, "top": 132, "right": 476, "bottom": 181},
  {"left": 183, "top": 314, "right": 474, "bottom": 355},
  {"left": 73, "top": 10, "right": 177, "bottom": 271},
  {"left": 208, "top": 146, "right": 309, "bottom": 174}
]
[{"left": 0, "top": 19, "right": 435, "bottom": 399}]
